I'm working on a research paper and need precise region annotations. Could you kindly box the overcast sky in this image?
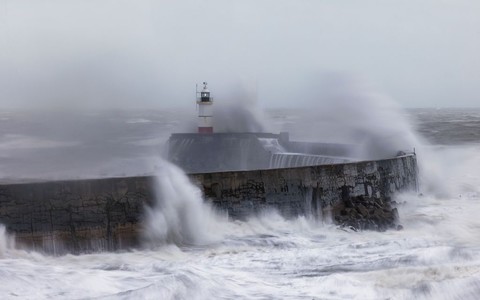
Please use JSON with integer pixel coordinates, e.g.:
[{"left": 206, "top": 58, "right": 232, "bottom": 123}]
[{"left": 0, "top": 0, "right": 479, "bottom": 109}]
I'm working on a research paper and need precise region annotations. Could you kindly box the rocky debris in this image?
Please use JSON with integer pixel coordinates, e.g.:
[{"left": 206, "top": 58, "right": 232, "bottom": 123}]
[{"left": 333, "top": 195, "right": 401, "bottom": 232}]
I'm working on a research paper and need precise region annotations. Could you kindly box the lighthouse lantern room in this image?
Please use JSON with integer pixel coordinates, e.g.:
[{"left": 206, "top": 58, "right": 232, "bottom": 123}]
[{"left": 196, "top": 82, "right": 214, "bottom": 134}]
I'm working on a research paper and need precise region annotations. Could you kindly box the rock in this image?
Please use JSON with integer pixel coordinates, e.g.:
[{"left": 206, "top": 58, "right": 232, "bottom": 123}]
[
  {"left": 373, "top": 208, "right": 384, "bottom": 219},
  {"left": 391, "top": 208, "right": 399, "bottom": 220},
  {"left": 333, "top": 194, "right": 399, "bottom": 232},
  {"left": 344, "top": 199, "right": 354, "bottom": 208},
  {"left": 356, "top": 204, "right": 369, "bottom": 217}
]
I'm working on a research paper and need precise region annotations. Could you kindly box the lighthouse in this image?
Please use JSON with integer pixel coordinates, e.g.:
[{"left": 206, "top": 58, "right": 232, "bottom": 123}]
[{"left": 197, "top": 82, "right": 214, "bottom": 134}]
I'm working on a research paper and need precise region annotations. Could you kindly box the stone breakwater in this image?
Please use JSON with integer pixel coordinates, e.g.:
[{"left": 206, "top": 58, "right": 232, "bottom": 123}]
[
  {"left": 334, "top": 195, "right": 401, "bottom": 231},
  {"left": 0, "top": 155, "right": 417, "bottom": 254},
  {"left": 192, "top": 154, "right": 417, "bottom": 230}
]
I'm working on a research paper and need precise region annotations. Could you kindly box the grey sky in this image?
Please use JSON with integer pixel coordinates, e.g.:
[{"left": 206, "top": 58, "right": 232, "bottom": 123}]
[{"left": 0, "top": 0, "right": 479, "bottom": 109}]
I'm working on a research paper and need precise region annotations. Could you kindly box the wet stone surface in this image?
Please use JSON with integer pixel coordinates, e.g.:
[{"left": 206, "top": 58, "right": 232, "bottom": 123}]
[{"left": 334, "top": 195, "right": 401, "bottom": 232}]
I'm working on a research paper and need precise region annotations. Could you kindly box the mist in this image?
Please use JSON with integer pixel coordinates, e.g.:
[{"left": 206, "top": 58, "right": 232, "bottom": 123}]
[
  {"left": 285, "top": 74, "right": 422, "bottom": 159},
  {"left": 1, "top": 0, "right": 480, "bottom": 110},
  {"left": 0, "top": 0, "right": 478, "bottom": 181}
]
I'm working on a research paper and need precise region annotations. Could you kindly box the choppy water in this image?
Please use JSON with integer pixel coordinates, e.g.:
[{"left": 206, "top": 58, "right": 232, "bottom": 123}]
[{"left": 1, "top": 108, "right": 480, "bottom": 299}]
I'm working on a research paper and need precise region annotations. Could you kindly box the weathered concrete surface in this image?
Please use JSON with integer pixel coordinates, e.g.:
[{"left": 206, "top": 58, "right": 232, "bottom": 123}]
[
  {"left": 0, "top": 177, "right": 155, "bottom": 254},
  {"left": 193, "top": 154, "right": 418, "bottom": 220},
  {"left": 0, "top": 154, "right": 417, "bottom": 254}
]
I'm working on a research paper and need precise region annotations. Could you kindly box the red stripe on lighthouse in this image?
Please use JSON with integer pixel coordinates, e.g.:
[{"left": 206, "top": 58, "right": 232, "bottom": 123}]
[{"left": 198, "top": 127, "right": 213, "bottom": 134}]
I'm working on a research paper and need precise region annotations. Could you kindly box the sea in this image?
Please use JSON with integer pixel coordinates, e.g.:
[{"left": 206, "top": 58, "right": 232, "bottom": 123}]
[{"left": 1, "top": 107, "right": 480, "bottom": 299}]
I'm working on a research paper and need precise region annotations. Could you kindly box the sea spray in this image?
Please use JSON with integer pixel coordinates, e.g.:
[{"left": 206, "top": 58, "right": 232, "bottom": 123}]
[
  {"left": 143, "top": 161, "right": 228, "bottom": 247},
  {"left": 212, "top": 80, "right": 270, "bottom": 133},
  {"left": 296, "top": 74, "right": 458, "bottom": 200},
  {"left": 415, "top": 144, "right": 480, "bottom": 199},
  {"left": 299, "top": 74, "right": 422, "bottom": 160},
  {"left": 0, "top": 225, "right": 15, "bottom": 257},
  {"left": 142, "top": 160, "right": 326, "bottom": 248}
]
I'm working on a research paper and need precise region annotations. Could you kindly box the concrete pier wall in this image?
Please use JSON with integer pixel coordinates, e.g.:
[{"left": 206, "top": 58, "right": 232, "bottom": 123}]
[
  {"left": 0, "top": 155, "right": 417, "bottom": 254},
  {"left": 193, "top": 154, "right": 418, "bottom": 219},
  {"left": 0, "top": 177, "right": 156, "bottom": 254}
]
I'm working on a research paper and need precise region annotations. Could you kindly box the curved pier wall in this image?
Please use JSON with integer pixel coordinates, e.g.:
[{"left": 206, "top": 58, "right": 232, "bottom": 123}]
[
  {"left": 193, "top": 154, "right": 418, "bottom": 219},
  {"left": 0, "top": 155, "right": 417, "bottom": 254}
]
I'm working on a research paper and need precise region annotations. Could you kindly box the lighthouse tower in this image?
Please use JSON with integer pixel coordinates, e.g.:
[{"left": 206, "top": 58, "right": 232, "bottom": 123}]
[{"left": 197, "top": 82, "right": 213, "bottom": 134}]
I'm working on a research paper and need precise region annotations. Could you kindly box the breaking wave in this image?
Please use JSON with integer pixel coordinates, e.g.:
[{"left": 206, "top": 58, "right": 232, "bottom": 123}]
[
  {"left": 143, "top": 161, "right": 228, "bottom": 247},
  {"left": 0, "top": 225, "right": 15, "bottom": 258}
]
